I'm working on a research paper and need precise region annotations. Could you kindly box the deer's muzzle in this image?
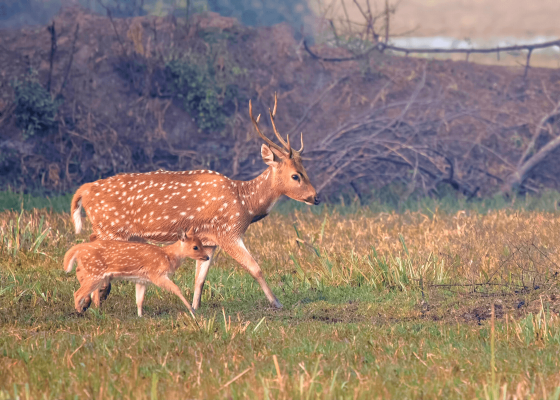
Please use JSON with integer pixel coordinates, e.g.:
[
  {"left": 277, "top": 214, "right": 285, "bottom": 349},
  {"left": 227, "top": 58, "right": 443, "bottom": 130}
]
[{"left": 305, "top": 195, "right": 321, "bottom": 205}]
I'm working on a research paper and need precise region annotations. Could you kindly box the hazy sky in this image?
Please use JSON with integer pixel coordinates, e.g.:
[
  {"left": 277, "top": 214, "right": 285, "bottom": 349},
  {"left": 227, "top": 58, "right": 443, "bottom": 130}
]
[
  {"left": 317, "top": 0, "right": 560, "bottom": 38},
  {"left": 3, "top": 0, "right": 560, "bottom": 39}
]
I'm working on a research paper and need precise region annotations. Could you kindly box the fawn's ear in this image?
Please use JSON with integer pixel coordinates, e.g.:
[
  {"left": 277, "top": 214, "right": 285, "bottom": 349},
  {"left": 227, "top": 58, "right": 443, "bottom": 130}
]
[
  {"left": 178, "top": 229, "right": 187, "bottom": 241},
  {"left": 261, "top": 144, "right": 281, "bottom": 167},
  {"left": 186, "top": 226, "right": 195, "bottom": 239}
]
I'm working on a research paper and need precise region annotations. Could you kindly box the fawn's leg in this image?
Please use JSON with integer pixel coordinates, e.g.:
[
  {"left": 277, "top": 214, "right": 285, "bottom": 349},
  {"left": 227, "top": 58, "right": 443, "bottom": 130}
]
[
  {"left": 135, "top": 283, "right": 147, "bottom": 317},
  {"left": 192, "top": 246, "right": 217, "bottom": 310},
  {"left": 74, "top": 280, "right": 103, "bottom": 313},
  {"left": 152, "top": 275, "right": 196, "bottom": 316},
  {"left": 88, "top": 231, "right": 113, "bottom": 305},
  {"left": 75, "top": 266, "right": 92, "bottom": 311},
  {"left": 220, "top": 239, "right": 282, "bottom": 309},
  {"left": 91, "top": 277, "right": 111, "bottom": 307}
]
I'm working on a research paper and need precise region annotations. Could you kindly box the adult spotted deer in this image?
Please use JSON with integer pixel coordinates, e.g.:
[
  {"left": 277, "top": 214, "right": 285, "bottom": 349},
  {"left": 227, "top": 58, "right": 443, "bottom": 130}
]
[
  {"left": 64, "top": 227, "right": 208, "bottom": 316},
  {"left": 71, "top": 94, "right": 320, "bottom": 309}
]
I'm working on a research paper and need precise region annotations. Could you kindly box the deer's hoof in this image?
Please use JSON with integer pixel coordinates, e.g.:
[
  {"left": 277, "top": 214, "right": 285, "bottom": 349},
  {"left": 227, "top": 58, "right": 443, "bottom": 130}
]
[{"left": 271, "top": 300, "right": 283, "bottom": 309}]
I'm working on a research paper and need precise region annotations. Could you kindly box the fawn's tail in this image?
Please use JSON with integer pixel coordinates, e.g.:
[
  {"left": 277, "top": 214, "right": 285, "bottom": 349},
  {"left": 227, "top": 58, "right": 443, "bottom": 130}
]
[
  {"left": 71, "top": 183, "right": 91, "bottom": 234},
  {"left": 63, "top": 245, "right": 81, "bottom": 273}
]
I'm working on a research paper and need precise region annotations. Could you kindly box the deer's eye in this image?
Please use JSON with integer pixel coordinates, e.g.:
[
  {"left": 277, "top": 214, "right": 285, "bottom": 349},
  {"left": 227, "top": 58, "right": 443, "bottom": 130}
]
[
  {"left": 291, "top": 174, "right": 300, "bottom": 181},
  {"left": 193, "top": 246, "right": 199, "bottom": 251}
]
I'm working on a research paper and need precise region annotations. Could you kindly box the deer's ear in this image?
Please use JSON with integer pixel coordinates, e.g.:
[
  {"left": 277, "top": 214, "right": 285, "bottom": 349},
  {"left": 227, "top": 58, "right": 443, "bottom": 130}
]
[
  {"left": 186, "top": 226, "right": 195, "bottom": 238},
  {"left": 261, "top": 144, "right": 280, "bottom": 167},
  {"left": 178, "top": 229, "right": 186, "bottom": 241}
]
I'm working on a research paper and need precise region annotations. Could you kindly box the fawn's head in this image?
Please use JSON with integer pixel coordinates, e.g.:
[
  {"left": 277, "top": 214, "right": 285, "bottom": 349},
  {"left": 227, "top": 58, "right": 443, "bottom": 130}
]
[
  {"left": 249, "top": 95, "right": 320, "bottom": 206},
  {"left": 178, "top": 227, "right": 209, "bottom": 261}
]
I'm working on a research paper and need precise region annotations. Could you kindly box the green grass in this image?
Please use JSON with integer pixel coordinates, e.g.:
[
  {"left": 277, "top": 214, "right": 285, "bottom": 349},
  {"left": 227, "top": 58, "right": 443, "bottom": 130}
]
[
  {"left": 1, "top": 208, "right": 560, "bottom": 398},
  {"left": 4, "top": 187, "right": 560, "bottom": 216},
  {"left": 0, "top": 189, "right": 72, "bottom": 213},
  {"left": 275, "top": 188, "right": 560, "bottom": 216}
]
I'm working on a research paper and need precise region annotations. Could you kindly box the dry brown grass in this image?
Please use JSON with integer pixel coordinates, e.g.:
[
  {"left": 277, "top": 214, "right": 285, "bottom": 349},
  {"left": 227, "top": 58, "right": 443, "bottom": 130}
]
[{"left": 1, "top": 208, "right": 560, "bottom": 398}]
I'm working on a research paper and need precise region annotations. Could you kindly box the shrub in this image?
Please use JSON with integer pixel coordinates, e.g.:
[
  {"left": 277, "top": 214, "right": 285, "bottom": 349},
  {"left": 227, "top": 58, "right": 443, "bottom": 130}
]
[
  {"left": 11, "top": 70, "right": 61, "bottom": 139},
  {"left": 165, "top": 59, "right": 226, "bottom": 133}
]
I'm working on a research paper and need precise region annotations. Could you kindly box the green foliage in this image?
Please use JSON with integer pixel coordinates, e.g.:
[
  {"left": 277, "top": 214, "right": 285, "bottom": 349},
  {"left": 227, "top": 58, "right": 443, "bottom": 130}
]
[
  {"left": 165, "top": 59, "right": 225, "bottom": 132},
  {"left": 164, "top": 52, "right": 243, "bottom": 133},
  {"left": 11, "top": 70, "right": 61, "bottom": 139}
]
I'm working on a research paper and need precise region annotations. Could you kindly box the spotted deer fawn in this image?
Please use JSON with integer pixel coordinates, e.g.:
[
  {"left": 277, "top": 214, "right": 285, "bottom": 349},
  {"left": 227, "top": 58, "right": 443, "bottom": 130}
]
[
  {"left": 70, "top": 94, "right": 320, "bottom": 310},
  {"left": 63, "top": 227, "right": 208, "bottom": 316}
]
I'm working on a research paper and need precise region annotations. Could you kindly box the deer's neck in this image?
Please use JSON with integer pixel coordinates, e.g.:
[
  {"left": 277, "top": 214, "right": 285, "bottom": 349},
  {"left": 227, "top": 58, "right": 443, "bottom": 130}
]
[
  {"left": 237, "top": 168, "right": 279, "bottom": 221},
  {"left": 161, "top": 242, "right": 186, "bottom": 271}
]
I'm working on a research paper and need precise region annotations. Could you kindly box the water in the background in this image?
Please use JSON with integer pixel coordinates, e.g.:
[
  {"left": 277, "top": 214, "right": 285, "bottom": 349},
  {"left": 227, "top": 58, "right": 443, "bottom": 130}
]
[{"left": 388, "top": 35, "right": 560, "bottom": 67}]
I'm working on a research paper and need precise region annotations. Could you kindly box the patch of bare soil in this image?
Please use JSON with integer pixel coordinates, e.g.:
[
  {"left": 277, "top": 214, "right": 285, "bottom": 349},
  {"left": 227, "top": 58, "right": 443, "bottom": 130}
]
[
  {"left": 1, "top": 6, "right": 560, "bottom": 200},
  {"left": 420, "top": 292, "right": 560, "bottom": 325}
]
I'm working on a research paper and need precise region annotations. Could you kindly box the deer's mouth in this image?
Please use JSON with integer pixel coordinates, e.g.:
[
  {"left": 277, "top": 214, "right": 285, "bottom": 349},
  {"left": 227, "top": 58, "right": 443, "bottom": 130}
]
[{"left": 304, "top": 195, "right": 320, "bottom": 206}]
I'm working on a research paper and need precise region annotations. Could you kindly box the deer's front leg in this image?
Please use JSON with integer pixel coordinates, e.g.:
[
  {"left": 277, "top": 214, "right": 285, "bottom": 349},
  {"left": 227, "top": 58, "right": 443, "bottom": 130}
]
[
  {"left": 192, "top": 246, "right": 216, "bottom": 310},
  {"left": 151, "top": 275, "right": 196, "bottom": 317},
  {"left": 221, "top": 239, "right": 282, "bottom": 309}
]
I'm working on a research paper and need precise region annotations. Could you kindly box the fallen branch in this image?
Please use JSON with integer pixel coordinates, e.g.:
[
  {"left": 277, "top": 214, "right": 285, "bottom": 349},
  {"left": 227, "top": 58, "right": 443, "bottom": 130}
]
[
  {"left": 502, "top": 98, "right": 560, "bottom": 193},
  {"left": 303, "top": 39, "right": 560, "bottom": 76}
]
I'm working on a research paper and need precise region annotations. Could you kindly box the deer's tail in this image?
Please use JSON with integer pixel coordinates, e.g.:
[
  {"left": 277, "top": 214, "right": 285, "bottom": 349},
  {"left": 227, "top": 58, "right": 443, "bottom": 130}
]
[
  {"left": 71, "top": 183, "right": 91, "bottom": 234},
  {"left": 63, "top": 245, "right": 81, "bottom": 273}
]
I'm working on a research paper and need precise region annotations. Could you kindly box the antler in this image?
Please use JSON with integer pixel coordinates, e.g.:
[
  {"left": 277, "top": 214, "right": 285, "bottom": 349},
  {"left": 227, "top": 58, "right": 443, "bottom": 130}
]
[
  {"left": 268, "top": 94, "right": 291, "bottom": 155},
  {"left": 249, "top": 99, "right": 286, "bottom": 155},
  {"left": 249, "top": 93, "right": 306, "bottom": 157},
  {"left": 295, "top": 132, "right": 304, "bottom": 155}
]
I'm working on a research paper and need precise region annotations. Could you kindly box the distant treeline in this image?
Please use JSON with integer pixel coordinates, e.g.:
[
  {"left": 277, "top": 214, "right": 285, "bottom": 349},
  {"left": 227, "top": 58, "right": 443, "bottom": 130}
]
[{"left": 0, "top": 0, "right": 312, "bottom": 33}]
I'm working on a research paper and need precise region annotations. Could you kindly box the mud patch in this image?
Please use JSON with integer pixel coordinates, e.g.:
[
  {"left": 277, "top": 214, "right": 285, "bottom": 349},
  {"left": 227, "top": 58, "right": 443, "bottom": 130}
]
[
  {"left": 461, "top": 303, "right": 504, "bottom": 324},
  {"left": 302, "top": 302, "right": 363, "bottom": 324}
]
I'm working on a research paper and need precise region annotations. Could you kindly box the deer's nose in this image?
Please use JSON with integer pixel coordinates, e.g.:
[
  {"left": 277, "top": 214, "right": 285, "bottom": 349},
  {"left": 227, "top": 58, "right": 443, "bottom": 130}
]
[{"left": 314, "top": 195, "right": 321, "bottom": 205}]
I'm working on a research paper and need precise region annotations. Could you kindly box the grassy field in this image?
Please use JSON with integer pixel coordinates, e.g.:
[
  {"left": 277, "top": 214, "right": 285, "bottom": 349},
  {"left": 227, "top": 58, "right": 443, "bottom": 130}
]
[{"left": 1, "top": 205, "right": 560, "bottom": 399}]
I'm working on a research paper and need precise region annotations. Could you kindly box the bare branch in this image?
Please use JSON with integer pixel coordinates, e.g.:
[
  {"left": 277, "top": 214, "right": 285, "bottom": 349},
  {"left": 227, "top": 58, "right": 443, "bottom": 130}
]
[
  {"left": 57, "top": 24, "right": 80, "bottom": 97},
  {"left": 503, "top": 99, "right": 560, "bottom": 193},
  {"left": 303, "top": 38, "right": 560, "bottom": 66},
  {"left": 47, "top": 21, "right": 57, "bottom": 93}
]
